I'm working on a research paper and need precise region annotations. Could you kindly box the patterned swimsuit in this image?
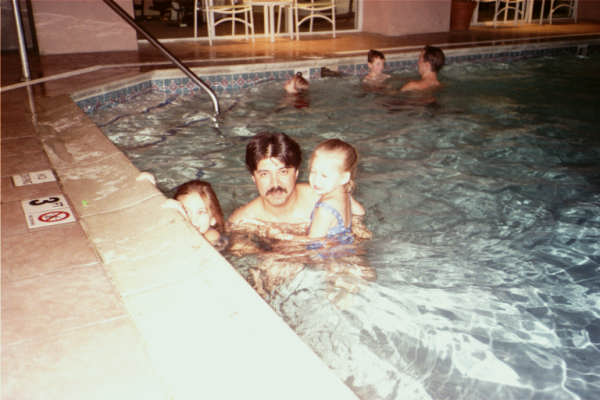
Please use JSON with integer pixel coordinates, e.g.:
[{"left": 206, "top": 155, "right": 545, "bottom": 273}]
[{"left": 306, "top": 201, "right": 353, "bottom": 250}]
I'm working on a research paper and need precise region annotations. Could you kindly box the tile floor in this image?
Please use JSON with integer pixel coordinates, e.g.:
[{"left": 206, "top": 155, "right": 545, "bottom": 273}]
[{"left": 2, "top": 22, "right": 600, "bottom": 400}]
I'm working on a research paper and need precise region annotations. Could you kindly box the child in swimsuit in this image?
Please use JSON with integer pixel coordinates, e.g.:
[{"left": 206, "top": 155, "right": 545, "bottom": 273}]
[
  {"left": 306, "top": 138, "right": 360, "bottom": 247},
  {"left": 268, "top": 139, "right": 363, "bottom": 250},
  {"left": 173, "top": 180, "right": 227, "bottom": 251}
]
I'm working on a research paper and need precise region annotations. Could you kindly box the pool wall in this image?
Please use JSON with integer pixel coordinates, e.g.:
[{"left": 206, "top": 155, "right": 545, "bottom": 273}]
[{"left": 73, "top": 39, "right": 600, "bottom": 113}]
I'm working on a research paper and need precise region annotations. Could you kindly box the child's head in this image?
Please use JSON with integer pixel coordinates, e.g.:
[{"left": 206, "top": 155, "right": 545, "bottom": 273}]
[
  {"left": 309, "top": 139, "right": 358, "bottom": 195},
  {"left": 284, "top": 72, "right": 309, "bottom": 94},
  {"left": 174, "top": 180, "right": 224, "bottom": 234},
  {"left": 420, "top": 45, "right": 445, "bottom": 74},
  {"left": 367, "top": 49, "right": 385, "bottom": 75}
]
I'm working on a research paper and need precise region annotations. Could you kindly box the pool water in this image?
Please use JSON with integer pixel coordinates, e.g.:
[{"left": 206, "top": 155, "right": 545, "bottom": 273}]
[{"left": 88, "top": 51, "right": 600, "bottom": 400}]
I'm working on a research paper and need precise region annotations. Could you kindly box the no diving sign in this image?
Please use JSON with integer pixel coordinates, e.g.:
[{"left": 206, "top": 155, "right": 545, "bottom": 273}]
[{"left": 21, "top": 195, "right": 76, "bottom": 229}]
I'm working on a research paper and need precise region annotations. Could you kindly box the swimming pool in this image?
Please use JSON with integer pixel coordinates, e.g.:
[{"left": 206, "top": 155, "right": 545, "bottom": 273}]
[{"left": 86, "top": 50, "right": 600, "bottom": 400}]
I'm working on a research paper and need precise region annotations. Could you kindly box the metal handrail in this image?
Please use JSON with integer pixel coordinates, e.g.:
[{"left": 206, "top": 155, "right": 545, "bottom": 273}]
[
  {"left": 102, "top": 0, "right": 220, "bottom": 119},
  {"left": 11, "top": 0, "right": 31, "bottom": 81}
]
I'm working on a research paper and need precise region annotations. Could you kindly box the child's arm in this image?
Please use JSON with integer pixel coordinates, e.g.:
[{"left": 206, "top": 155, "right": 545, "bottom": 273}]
[
  {"left": 267, "top": 202, "right": 336, "bottom": 242},
  {"left": 350, "top": 195, "right": 365, "bottom": 216}
]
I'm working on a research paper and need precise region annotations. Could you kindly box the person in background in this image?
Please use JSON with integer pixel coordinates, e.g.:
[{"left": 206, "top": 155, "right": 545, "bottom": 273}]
[
  {"left": 363, "top": 49, "right": 390, "bottom": 86},
  {"left": 282, "top": 72, "right": 310, "bottom": 109},
  {"left": 401, "top": 45, "right": 446, "bottom": 92},
  {"left": 284, "top": 71, "right": 309, "bottom": 95}
]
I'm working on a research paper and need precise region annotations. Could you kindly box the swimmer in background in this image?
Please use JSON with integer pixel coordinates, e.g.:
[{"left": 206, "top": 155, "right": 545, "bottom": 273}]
[
  {"left": 281, "top": 71, "right": 310, "bottom": 109},
  {"left": 401, "top": 45, "right": 445, "bottom": 92},
  {"left": 363, "top": 49, "right": 390, "bottom": 87}
]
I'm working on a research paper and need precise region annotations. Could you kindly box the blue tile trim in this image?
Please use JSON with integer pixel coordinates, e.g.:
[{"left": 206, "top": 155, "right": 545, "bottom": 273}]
[{"left": 75, "top": 44, "right": 596, "bottom": 114}]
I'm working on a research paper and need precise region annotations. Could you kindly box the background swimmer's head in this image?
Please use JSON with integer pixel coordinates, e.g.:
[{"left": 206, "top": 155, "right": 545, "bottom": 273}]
[
  {"left": 174, "top": 180, "right": 224, "bottom": 233},
  {"left": 367, "top": 49, "right": 385, "bottom": 64},
  {"left": 284, "top": 72, "right": 309, "bottom": 94},
  {"left": 421, "top": 45, "right": 445, "bottom": 73}
]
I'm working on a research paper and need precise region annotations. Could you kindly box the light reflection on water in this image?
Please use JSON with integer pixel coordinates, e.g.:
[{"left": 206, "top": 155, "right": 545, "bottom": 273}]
[{"left": 89, "top": 52, "right": 600, "bottom": 400}]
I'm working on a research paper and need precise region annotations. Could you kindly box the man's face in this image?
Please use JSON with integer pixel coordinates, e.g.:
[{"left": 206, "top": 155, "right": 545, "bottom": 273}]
[{"left": 252, "top": 157, "right": 299, "bottom": 207}]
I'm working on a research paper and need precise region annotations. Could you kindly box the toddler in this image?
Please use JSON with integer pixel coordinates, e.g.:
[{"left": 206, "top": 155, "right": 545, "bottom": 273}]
[
  {"left": 173, "top": 180, "right": 226, "bottom": 250},
  {"left": 270, "top": 139, "right": 363, "bottom": 248},
  {"left": 363, "top": 49, "right": 390, "bottom": 86},
  {"left": 306, "top": 139, "right": 360, "bottom": 247}
]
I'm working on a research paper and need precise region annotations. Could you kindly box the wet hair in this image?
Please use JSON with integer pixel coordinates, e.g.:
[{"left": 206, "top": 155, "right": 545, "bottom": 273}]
[
  {"left": 422, "top": 45, "right": 445, "bottom": 72},
  {"left": 292, "top": 72, "right": 309, "bottom": 92},
  {"left": 245, "top": 131, "right": 302, "bottom": 174},
  {"left": 174, "top": 180, "right": 225, "bottom": 233},
  {"left": 367, "top": 49, "right": 385, "bottom": 64},
  {"left": 311, "top": 139, "right": 359, "bottom": 193}
]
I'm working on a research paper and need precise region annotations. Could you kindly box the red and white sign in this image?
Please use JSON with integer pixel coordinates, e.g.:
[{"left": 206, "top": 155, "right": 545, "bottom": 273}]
[{"left": 21, "top": 194, "right": 76, "bottom": 229}]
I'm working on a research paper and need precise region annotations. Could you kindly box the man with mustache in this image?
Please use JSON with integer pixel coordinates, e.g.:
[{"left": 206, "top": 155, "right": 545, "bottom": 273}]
[{"left": 228, "top": 131, "right": 319, "bottom": 226}]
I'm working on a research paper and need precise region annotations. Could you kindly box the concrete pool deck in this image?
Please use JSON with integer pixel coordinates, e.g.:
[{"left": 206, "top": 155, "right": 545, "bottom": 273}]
[{"left": 3, "top": 24, "right": 600, "bottom": 399}]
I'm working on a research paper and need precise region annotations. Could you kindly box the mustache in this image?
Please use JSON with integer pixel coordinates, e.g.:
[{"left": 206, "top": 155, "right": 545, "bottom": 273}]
[{"left": 266, "top": 186, "right": 287, "bottom": 195}]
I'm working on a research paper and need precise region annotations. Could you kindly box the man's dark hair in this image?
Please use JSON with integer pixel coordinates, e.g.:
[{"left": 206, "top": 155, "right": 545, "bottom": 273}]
[
  {"left": 367, "top": 49, "right": 385, "bottom": 63},
  {"left": 423, "top": 45, "right": 445, "bottom": 73},
  {"left": 245, "top": 132, "right": 302, "bottom": 173}
]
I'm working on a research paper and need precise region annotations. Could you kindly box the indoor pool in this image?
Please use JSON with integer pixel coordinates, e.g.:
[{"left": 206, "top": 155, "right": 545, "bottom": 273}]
[{"left": 87, "top": 50, "right": 600, "bottom": 400}]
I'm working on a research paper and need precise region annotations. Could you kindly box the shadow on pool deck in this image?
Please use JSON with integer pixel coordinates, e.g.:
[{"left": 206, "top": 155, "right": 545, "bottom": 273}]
[{"left": 2, "top": 23, "right": 600, "bottom": 399}]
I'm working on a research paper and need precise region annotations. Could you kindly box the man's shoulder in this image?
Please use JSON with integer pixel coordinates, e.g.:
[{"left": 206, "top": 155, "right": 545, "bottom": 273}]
[{"left": 228, "top": 197, "right": 263, "bottom": 224}]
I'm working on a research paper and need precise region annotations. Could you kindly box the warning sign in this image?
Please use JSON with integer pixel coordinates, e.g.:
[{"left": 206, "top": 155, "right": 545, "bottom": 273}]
[
  {"left": 12, "top": 170, "right": 56, "bottom": 187},
  {"left": 39, "top": 211, "right": 71, "bottom": 223},
  {"left": 21, "top": 194, "right": 76, "bottom": 229}
]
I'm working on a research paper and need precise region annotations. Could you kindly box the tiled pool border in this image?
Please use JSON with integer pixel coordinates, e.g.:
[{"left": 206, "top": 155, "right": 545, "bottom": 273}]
[{"left": 73, "top": 39, "right": 600, "bottom": 114}]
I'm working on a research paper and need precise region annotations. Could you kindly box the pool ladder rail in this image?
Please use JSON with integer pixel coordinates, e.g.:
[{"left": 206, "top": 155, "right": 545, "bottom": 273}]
[{"left": 103, "top": 0, "right": 222, "bottom": 120}]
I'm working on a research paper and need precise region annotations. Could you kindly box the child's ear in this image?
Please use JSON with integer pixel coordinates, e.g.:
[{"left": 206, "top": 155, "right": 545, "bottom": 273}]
[{"left": 341, "top": 172, "right": 350, "bottom": 185}]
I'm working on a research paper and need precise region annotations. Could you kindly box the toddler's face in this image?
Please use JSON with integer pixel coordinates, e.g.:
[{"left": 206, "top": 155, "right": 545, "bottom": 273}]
[
  {"left": 368, "top": 57, "right": 385, "bottom": 75},
  {"left": 309, "top": 150, "right": 349, "bottom": 195},
  {"left": 178, "top": 192, "right": 213, "bottom": 234}
]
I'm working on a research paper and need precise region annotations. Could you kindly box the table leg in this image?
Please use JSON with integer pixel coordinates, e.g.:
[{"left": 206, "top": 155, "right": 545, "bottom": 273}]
[
  {"left": 263, "top": 5, "right": 269, "bottom": 40},
  {"left": 270, "top": 5, "right": 276, "bottom": 42}
]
